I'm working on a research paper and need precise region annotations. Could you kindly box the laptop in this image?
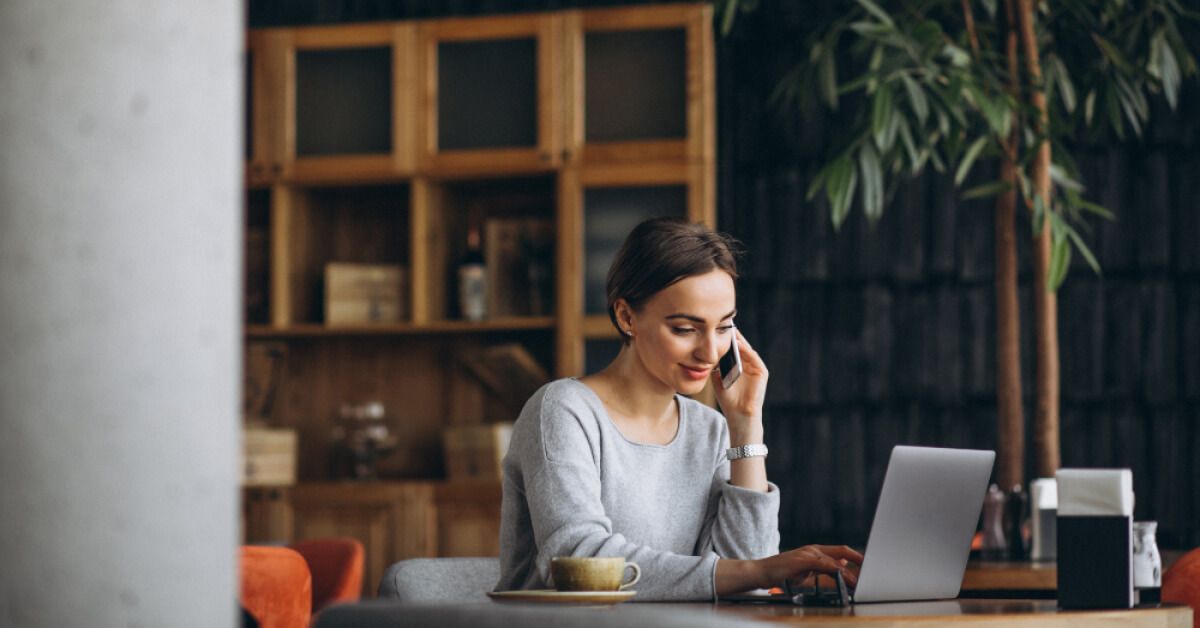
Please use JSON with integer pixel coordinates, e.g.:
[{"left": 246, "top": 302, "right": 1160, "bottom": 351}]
[
  {"left": 851, "top": 445, "right": 994, "bottom": 603},
  {"left": 724, "top": 445, "right": 994, "bottom": 605}
]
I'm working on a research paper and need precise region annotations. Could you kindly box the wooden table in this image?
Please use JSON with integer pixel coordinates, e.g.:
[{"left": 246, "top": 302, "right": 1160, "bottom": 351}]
[
  {"left": 961, "top": 551, "right": 1189, "bottom": 594},
  {"left": 692, "top": 599, "right": 1193, "bottom": 627},
  {"left": 961, "top": 560, "right": 1057, "bottom": 593}
]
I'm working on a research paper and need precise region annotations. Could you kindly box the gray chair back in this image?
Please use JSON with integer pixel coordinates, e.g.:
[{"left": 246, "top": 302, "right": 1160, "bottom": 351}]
[{"left": 377, "top": 557, "right": 501, "bottom": 602}]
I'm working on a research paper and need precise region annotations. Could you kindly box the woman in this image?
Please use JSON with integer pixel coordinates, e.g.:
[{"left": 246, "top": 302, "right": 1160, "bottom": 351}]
[{"left": 496, "top": 217, "right": 862, "bottom": 601}]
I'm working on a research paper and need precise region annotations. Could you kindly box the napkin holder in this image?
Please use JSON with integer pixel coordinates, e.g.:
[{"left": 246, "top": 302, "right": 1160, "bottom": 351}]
[
  {"left": 1030, "top": 478, "right": 1057, "bottom": 561},
  {"left": 1056, "top": 469, "right": 1134, "bottom": 609}
]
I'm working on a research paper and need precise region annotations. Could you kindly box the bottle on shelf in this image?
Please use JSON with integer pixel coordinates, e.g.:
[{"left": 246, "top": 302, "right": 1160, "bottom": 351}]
[{"left": 458, "top": 224, "right": 487, "bottom": 322}]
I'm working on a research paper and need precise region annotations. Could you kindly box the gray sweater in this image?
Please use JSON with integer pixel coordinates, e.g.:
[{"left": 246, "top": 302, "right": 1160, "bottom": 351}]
[{"left": 496, "top": 379, "right": 780, "bottom": 601}]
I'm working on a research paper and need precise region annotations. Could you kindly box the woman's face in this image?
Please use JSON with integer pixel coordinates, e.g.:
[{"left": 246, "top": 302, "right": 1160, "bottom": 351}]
[{"left": 620, "top": 269, "right": 737, "bottom": 396}]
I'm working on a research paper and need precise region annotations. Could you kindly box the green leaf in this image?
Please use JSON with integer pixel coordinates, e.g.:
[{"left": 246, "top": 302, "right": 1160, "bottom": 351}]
[
  {"left": 820, "top": 47, "right": 839, "bottom": 109},
  {"left": 872, "top": 87, "right": 895, "bottom": 150},
  {"left": 1157, "top": 33, "right": 1181, "bottom": 109},
  {"left": 1050, "top": 55, "right": 1076, "bottom": 114},
  {"left": 855, "top": 0, "right": 894, "bottom": 27},
  {"left": 1032, "top": 194, "right": 1046, "bottom": 236},
  {"left": 913, "top": 148, "right": 930, "bottom": 175},
  {"left": 849, "top": 21, "right": 889, "bottom": 38},
  {"left": 971, "top": 86, "right": 1011, "bottom": 137},
  {"left": 1016, "top": 170, "right": 1032, "bottom": 204},
  {"left": 1065, "top": 226, "right": 1101, "bottom": 275},
  {"left": 806, "top": 168, "right": 826, "bottom": 201},
  {"left": 719, "top": 0, "right": 738, "bottom": 36},
  {"left": 1092, "top": 34, "right": 1134, "bottom": 74},
  {"left": 866, "top": 47, "right": 883, "bottom": 92},
  {"left": 858, "top": 144, "right": 884, "bottom": 222},
  {"left": 942, "top": 43, "right": 970, "bottom": 67},
  {"left": 1117, "top": 84, "right": 1145, "bottom": 137},
  {"left": 900, "top": 74, "right": 929, "bottom": 124},
  {"left": 962, "top": 181, "right": 1013, "bottom": 200},
  {"left": 928, "top": 147, "right": 946, "bottom": 173},
  {"left": 833, "top": 168, "right": 858, "bottom": 230},
  {"left": 826, "top": 154, "right": 858, "bottom": 229},
  {"left": 1066, "top": 193, "right": 1115, "bottom": 220},
  {"left": 1049, "top": 164, "right": 1084, "bottom": 193},
  {"left": 1047, "top": 235, "right": 1072, "bottom": 291},
  {"left": 955, "top": 136, "right": 988, "bottom": 185},
  {"left": 1084, "top": 89, "right": 1097, "bottom": 126}
]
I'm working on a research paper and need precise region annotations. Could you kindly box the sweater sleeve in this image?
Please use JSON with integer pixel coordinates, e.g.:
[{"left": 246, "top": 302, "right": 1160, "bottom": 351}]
[
  {"left": 696, "top": 418, "right": 781, "bottom": 562},
  {"left": 522, "top": 393, "right": 720, "bottom": 602}
]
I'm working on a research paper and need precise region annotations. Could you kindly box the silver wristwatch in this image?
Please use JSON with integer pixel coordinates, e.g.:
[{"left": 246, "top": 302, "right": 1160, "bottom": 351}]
[{"left": 726, "top": 444, "right": 768, "bottom": 460}]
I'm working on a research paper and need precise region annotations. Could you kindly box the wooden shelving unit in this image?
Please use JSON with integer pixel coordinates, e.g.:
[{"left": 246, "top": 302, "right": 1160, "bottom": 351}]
[
  {"left": 241, "top": 3, "right": 717, "bottom": 596},
  {"left": 245, "top": 317, "right": 556, "bottom": 338}
]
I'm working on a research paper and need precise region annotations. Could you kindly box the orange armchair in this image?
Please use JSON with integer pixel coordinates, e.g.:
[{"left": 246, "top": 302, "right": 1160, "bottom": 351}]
[
  {"left": 240, "top": 546, "right": 312, "bottom": 628},
  {"left": 1164, "top": 548, "right": 1200, "bottom": 628},
  {"left": 289, "top": 538, "right": 365, "bottom": 613}
]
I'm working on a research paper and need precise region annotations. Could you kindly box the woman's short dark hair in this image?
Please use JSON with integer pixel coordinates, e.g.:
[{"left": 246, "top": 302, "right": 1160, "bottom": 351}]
[{"left": 606, "top": 217, "right": 741, "bottom": 342}]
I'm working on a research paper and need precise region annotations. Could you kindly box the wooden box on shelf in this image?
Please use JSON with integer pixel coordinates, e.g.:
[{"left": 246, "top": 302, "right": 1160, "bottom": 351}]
[
  {"left": 484, "top": 217, "right": 554, "bottom": 318},
  {"left": 242, "top": 427, "right": 298, "bottom": 487},
  {"left": 442, "top": 422, "right": 512, "bottom": 481},
  {"left": 324, "top": 262, "right": 408, "bottom": 325}
]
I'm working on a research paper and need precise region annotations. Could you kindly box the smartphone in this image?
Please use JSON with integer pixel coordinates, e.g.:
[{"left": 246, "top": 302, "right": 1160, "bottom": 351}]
[{"left": 718, "top": 328, "right": 742, "bottom": 389}]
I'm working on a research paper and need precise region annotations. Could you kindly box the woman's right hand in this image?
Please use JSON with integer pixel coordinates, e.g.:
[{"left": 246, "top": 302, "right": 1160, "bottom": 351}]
[
  {"left": 715, "top": 545, "right": 864, "bottom": 595},
  {"left": 756, "top": 545, "right": 863, "bottom": 590}
]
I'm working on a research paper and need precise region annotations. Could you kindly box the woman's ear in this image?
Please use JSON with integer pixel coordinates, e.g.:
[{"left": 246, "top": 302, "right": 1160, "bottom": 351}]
[{"left": 613, "top": 299, "right": 636, "bottom": 338}]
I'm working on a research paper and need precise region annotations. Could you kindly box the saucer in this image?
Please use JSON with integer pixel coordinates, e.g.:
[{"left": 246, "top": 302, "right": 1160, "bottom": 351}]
[{"left": 487, "top": 589, "right": 637, "bottom": 605}]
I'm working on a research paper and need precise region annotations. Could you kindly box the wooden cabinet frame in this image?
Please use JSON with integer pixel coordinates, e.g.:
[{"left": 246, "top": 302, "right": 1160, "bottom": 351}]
[
  {"left": 266, "top": 24, "right": 418, "bottom": 184},
  {"left": 417, "top": 14, "right": 563, "bottom": 176},
  {"left": 564, "top": 4, "right": 715, "bottom": 165},
  {"left": 246, "top": 31, "right": 286, "bottom": 187}
]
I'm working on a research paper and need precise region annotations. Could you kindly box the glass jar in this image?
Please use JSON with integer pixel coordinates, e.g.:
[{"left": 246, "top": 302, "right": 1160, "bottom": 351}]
[
  {"left": 329, "top": 401, "right": 397, "bottom": 480},
  {"left": 1133, "top": 520, "right": 1161, "bottom": 602}
]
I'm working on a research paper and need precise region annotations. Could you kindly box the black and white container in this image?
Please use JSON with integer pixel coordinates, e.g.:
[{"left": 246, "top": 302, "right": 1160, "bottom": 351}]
[{"left": 1056, "top": 469, "right": 1134, "bottom": 609}]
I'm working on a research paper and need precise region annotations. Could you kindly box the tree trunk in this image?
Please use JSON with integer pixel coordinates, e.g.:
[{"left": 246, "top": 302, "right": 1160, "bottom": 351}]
[
  {"left": 995, "top": 0, "right": 1025, "bottom": 491},
  {"left": 1017, "top": 0, "right": 1061, "bottom": 478}
]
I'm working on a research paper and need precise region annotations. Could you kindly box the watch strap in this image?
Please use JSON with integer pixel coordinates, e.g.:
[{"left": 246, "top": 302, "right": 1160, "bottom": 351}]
[{"left": 726, "top": 443, "right": 768, "bottom": 460}]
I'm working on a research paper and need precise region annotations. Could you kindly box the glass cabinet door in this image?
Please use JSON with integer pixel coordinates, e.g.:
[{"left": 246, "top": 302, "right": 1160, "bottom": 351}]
[
  {"left": 564, "top": 5, "right": 713, "bottom": 164},
  {"left": 280, "top": 24, "right": 416, "bottom": 183},
  {"left": 555, "top": 163, "right": 713, "bottom": 376},
  {"left": 418, "top": 14, "right": 562, "bottom": 175}
]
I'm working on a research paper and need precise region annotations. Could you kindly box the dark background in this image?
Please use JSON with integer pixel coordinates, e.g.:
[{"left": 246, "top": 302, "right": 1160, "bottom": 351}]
[{"left": 250, "top": 0, "right": 1200, "bottom": 551}]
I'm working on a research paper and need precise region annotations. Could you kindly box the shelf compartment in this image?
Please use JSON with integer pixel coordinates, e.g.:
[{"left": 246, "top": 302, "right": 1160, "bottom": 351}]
[
  {"left": 271, "top": 183, "right": 411, "bottom": 326},
  {"left": 565, "top": 5, "right": 713, "bottom": 165},
  {"left": 418, "top": 14, "right": 562, "bottom": 175},
  {"left": 412, "top": 175, "right": 556, "bottom": 324},
  {"left": 280, "top": 24, "right": 417, "bottom": 183}
]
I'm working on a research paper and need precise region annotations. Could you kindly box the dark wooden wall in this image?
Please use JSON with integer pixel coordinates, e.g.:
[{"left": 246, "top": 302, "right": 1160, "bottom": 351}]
[
  {"left": 716, "top": 2, "right": 1200, "bottom": 551},
  {"left": 250, "top": 0, "right": 1200, "bottom": 551}
]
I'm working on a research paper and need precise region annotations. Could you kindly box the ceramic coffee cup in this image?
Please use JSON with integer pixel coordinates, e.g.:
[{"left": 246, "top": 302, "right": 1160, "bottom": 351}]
[{"left": 550, "top": 557, "right": 641, "bottom": 592}]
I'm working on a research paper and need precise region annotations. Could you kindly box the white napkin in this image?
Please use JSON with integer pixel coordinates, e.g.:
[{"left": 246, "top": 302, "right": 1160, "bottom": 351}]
[
  {"left": 1056, "top": 469, "right": 1134, "bottom": 516},
  {"left": 1031, "top": 477, "right": 1057, "bottom": 510}
]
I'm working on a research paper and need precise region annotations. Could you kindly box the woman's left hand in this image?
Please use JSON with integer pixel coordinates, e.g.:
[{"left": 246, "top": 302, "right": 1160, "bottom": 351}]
[{"left": 711, "top": 329, "right": 768, "bottom": 440}]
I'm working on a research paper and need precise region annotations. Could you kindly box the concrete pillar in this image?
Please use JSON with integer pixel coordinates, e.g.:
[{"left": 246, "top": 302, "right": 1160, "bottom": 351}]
[{"left": 0, "top": 2, "right": 242, "bottom": 626}]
